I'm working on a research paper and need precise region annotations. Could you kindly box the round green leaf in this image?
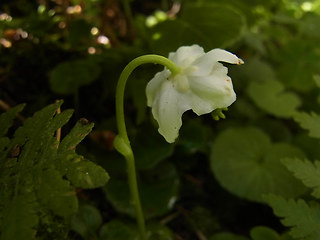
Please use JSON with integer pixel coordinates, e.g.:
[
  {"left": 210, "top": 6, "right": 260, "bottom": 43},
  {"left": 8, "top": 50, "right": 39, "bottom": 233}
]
[
  {"left": 149, "top": 3, "right": 246, "bottom": 54},
  {"left": 210, "top": 127, "right": 307, "bottom": 202},
  {"left": 250, "top": 226, "right": 280, "bottom": 240},
  {"left": 103, "top": 163, "right": 180, "bottom": 219},
  {"left": 71, "top": 205, "right": 102, "bottom": 239},
  {"left": 49, "top": 58, "right": 100, "bottom": 94},
  {"left": 247, "top": 79, "right": 301, "bottom": 118},
  {"left": 99, "top": 220, "right": 139, "bottom": 240},
  {"left": 146, "top": 222, "right": 174, "bottom": 240}
]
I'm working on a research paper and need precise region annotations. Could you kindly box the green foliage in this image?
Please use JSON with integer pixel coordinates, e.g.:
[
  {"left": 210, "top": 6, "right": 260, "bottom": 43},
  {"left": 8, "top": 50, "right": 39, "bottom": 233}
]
[
  {"left": 282, "top": 158, "right": 320, "bottom": 198},
  {"left": 294, "top": 112, "right": 320, "bottom": 139},
  {"left": 3, "top": 0, "right": 320, "bottom": 238},
  {"left": 99, "top": 220, "right": 139, "bottom": 240},
  {"left": 98, "top": 220, "right": 173, "bottom": 240},
  {"left": 250, "top": 226, "right": 282, "bottom": 240},
  {"left": 210, "top": 127, "right": 306, "bottom": 202},
  {"left": 265, "top": 195, "right": 320, "bottom": 240},
  {"left": 0, "top": 102, "right": 109, "bottom": 240},
  {"left": 49, "top": 58, "right": 101, "bottom": 95},
  {"left": 104, "top": 162, "right": 179, "bottom": 219},
  {"left": 132, "top": 125, "right": 174, "bottom": 170},
  {"left": 148, "top": 2, "right": 246, "bottom": 54},
  {"left": 71, "top": 205, "right": 102, "bottom": 239},
  {"left": 248, "top": 80, "right": 301, "bottom": 118}
]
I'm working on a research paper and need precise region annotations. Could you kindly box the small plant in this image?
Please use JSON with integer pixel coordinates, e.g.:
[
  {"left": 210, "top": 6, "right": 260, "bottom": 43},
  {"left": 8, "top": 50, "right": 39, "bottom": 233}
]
[
  {"left": 114, "top": 45, "right": 243, "bottom": 239},
  {"left": 0, "top": 101, "right": 109, "bottom": 240}
]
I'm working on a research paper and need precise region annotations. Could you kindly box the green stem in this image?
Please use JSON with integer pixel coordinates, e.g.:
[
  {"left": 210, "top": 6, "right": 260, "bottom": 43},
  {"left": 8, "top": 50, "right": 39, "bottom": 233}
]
[
  {"left": 116, "top": 54, "right": 180, "bottom": 143},
  {"left": 114, "top": 54, "right": 180, "bottom": 240}
]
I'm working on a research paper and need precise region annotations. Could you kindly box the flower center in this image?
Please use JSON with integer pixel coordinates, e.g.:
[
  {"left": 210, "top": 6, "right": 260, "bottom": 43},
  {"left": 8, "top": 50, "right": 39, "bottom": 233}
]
[{"left": 172, "top": 74, "right": 189, "bottom": 93}]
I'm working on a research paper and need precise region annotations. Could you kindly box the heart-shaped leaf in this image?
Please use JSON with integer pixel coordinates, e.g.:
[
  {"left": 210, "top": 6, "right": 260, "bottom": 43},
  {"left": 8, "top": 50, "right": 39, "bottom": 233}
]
[
  {"left": 248, "top": 80, "right": 301, "bottom": 118},
  {"left": 210, "top": 127, "right": 306, "bottom": 202}
]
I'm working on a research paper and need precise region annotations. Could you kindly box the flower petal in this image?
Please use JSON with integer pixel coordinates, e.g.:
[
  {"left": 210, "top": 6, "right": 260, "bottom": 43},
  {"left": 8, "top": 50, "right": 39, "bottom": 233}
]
[
  {"left": 192, "top": 48, "right": 243, "bottom": 76},
  {"left": 188, "top": 66, "right": 236, "bottom": 114},
  {"left": 168, "top": 45, "right": 204, "bottom": 68},
  {"left": 146, "top": 69, "right": 170, "bottom": 106},
  {"left": 151, "top": 80, "right": 191, "bottom": 143},
  {"left": 185, "top": 91, "right": 215, "bottom": 115}
]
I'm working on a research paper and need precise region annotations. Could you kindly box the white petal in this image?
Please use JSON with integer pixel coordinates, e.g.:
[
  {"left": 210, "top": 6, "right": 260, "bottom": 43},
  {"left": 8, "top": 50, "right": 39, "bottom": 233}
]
[
  {"left": 185, "top": 92, "right": 215, "bottom": 115},
  {"left": 146, "top": 69, "right": 170, "bottom": 106},
  {"left": 168, "top": 45, "right": 204, "bottom": 68},
  {"left": 188, "top": 68, "right": 236, "bottom": 114},
  {"left": 192, "top": 48, "right": 243, "bottom": 76},
  {"left": 151, "top": 80, "right": 190, "bottom": 143}
]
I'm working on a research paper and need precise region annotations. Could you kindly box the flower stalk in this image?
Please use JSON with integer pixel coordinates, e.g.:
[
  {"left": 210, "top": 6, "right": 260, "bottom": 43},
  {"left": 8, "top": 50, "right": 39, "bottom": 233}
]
[{"left": 114, "top": 54, "right": 180, "bottom": 240}]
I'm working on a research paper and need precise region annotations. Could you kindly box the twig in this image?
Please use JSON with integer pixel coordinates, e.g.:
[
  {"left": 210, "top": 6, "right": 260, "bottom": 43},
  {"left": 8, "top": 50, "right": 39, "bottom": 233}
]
[
  {"left": 176, "top": 206, "right": 208, "bottom": 240},
  {"left": 56, "top": 100, "right": 61, "bottom": 142},
  {"left": 160, "top": 211, "right": 180, "bottom": 225}
]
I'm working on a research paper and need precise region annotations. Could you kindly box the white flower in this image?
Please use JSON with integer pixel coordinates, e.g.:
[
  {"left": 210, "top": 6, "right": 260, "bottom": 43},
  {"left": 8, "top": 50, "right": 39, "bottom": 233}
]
[{"left": 146, "top": 44, "right": 244, "bottom": 143}]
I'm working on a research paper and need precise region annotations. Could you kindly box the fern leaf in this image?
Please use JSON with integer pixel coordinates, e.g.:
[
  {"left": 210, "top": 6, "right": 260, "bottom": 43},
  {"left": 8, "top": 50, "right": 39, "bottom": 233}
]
[
  {"left": 265, "top": 194, "right": 320, "bottom": 240},
  {"left": 0, "top": 102, "right": 109, "bottom": 240},
  {"left": 0, "top": 104, "right": 25, "bottom": 137},
  {"left": 59, "top": 118, "right": 94, "bottom": 153},
  {"left": 66, "top": 157, "right": 110, "bottom": 189},
  {"left": 57, "top": 119, "right": 110, "bottom": 189},
  {"left": 37, "top": 168, "right": 78, "bottom": 218},
  {"left": 294, "top": 112, "right": 320, "bottom": 139},
  {"left": 0, "top": 183, "right": 38, "bottom": 240},
  {"left": 0, "top": 104, "right": 25, "bottom": 161},
  {"left": 282, "top": 158, "right": 320, "bottom": 199}
]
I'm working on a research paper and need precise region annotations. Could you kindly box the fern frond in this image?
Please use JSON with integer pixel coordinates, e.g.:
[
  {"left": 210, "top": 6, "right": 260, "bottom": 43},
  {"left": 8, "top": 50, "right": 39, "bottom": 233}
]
[
  {"left": 0, "top": 102, "right": 109, "bottom": 240},
  {"left": 265, "top": 194, "right": 320, "bottom": 240}
]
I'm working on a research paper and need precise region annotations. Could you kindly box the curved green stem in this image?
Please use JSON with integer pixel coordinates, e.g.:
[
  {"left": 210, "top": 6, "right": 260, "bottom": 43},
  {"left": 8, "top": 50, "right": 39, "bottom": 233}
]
[
  {"left": 116, "top": 54, "right": 180, "bottom": 143},
  {"left": 114, "top": 55, "right": 180, "bottom": 240}
]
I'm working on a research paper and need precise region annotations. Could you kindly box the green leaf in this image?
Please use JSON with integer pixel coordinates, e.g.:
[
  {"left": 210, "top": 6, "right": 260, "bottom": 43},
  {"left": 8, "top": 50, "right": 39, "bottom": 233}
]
[
  {"left": 133, "top": 125, "right": 174, "bottom": 170},
  {"left": 104, "top": 163, "right": 180, "bottom": 219},
  {"left": 37, "top": 168, "right": 78, "bottom": 218},
  {"left": 146, "top": 222, "right": 174, "bottom": 240},
  {"left": 49, "top": 58, "right": 101, "bottom": 94},
  {"left": 71, "top": 204, "right": 102, "bottom": 239},
  {"left": 66, "top": 158, "right": 110, "bottom": 189},
  {"left": 0, "top": 102, "right": 108, "bottom": 238},
  {"left": 248, "top": 80, "right": 301, "bottom": 118},
  {"left": 210, "top": 127, "right": 306, "bottom": 202},
  {"left": 0, "top": 193, "right": 39, "bottom": 240},
  {"left": 265, "top": 194, "right": 320, "bottom": 240},
  {"left": 178, "top": 119, "right": 211, "bottom": 153},
  {"left": 13, "top": 101, "right": 63, "bottom": 148},
  {"left": 282, "top": 158, "right": 320, "bottom": 199},
  {"left": 99, "top": 220, "right": 139, "bottom": 240},
  {"left": 298, "top": 13, "right": 320, "bottom": 39},
  {"left": 59, "top": 118, "right": 94, "bottom": 153},
  {"left": 235, "top": 57, "right": 276, "bottom": 86},
  {"left": 250, "top": 226, "right": 280, "bottom": 240},
  {"left": 294, "top": 112, "right": 320, "bottom": 139},
  {"left": 0, "top": 104, "right": 25, "bottom": 137},
  {"left": 210, "top": 232, "right": 249, "bottom": 240},
  {"left": 274, "top": 40, "right": 319, "bottom": 92},
  {"left": 149, "top": 2, "right": 246, "bottom": 54}
]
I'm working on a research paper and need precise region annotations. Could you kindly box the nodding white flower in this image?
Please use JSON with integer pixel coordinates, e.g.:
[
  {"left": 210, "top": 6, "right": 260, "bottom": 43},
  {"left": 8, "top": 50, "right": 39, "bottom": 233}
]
[{"left": 146, "top": 44, "right": 244, "bottom": 143}]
